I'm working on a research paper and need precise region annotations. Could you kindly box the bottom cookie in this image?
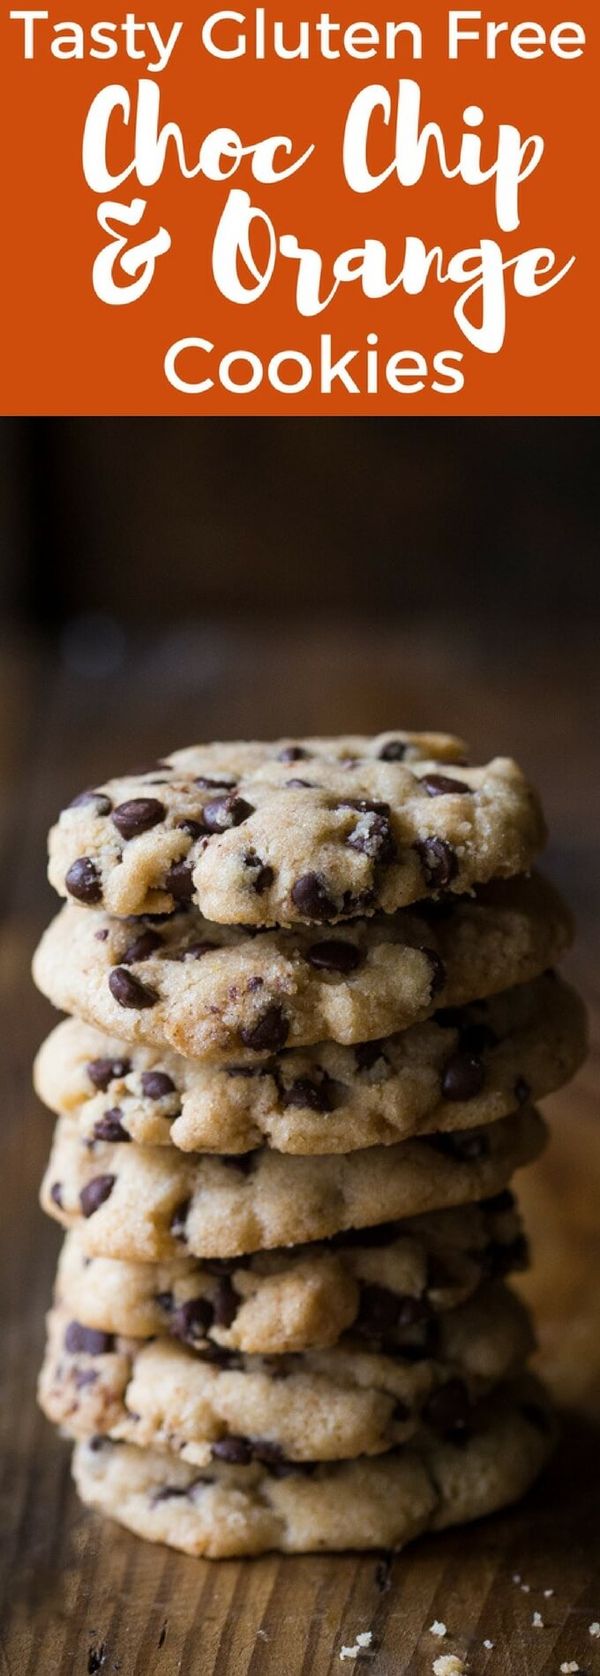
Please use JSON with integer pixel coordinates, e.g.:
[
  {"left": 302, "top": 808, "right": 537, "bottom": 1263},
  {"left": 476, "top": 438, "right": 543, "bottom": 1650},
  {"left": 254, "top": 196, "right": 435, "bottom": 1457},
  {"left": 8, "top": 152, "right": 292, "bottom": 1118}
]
[{"left": 72, "top": 1377, "right": 554, "bottom": 1558}]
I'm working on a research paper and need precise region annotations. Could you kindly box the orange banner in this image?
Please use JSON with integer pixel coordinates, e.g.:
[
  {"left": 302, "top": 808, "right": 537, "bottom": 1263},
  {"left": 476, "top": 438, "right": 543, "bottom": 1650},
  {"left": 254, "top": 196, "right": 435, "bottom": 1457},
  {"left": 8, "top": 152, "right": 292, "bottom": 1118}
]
[{"left": 1, "top": 3, "right": 597, "bottom": 412}]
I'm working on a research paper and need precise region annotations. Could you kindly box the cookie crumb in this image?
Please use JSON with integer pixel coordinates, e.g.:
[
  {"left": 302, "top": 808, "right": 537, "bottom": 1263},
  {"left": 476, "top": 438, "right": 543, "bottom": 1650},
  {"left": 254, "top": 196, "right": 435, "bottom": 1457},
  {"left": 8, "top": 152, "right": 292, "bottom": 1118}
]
[
  {"left": 521, "top": 1584, "right": 531, "bottom": 1594},
  {"left": 589, "top": 1623, "right": 600, "bottom": 1638},
  {"left": 532, "top": 1612, "right": 544, "bottom": 1628},
  {"left": 512, "top": 1573, "right": 522, "bottom": 1584},
  {"left": 430, "top": 1622, "right": 448, "bottom": 1638},
  {"left": 433, "top": 1657, "right": 466, "bottom": 1676},
  {"left": 544, "top": 1589, "right": 555, "bottom": 1598},
  {"left": 560, "top": 1663, "right": 579, "bottom": 1673},
  {"left": 483, "top": 1640, "right": 495, "bottom": 1650},
  {"left": 340, "top": 1632, "right": 372, "bottom": 1660}
]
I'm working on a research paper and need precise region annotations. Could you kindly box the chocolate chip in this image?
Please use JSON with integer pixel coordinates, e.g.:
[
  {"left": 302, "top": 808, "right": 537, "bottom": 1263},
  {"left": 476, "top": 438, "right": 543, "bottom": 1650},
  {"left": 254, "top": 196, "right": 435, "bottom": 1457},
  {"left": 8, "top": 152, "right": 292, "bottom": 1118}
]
[
  {"left": 64, "top": 1320, "right": 114, "bottom": 1355},
  {"left": 68, "top": 790, "right": 112, "bottom": 815},
  {"left": 211, "top": 1436, "right": 253, "bottom": 1465},
  {"left": 239, "top": 1006, "right": 289, "bottom": 1053},
  {"left": 285, "top": 778, "right": 314, "bottom": 789},
  {"left": 277, "top": 746, "right": 310, "bottom": 762},
  {"left": 514, "top": 1076, "right": 531, "bottom": 1106},
  {"left": 203, "top": 794, "right": 254, "bottom": 833},
  {"left": 93, "top": 1108, "right": 131, "bottom": 1143},
  {"left": 378, "top": 740, "right": 407, "bottom": 761},
  {"left": 75, "top": 1369, "right": 99, "bottom": 1390},
  {"left": 441, "top": 1052, "right": 485, "bottom": 1101},
  {"left": 421, "top": 948, "right": 447, "bottom": 997},
  {"left": 419, "top": 775, "right": 471, "bottom": 797},
  {"left": 170, "top": 1199, "right": 190, "bottom": 1241},
  {"left": 153, "top": 1485, "right": 190, "bottom": 1503},
  {"left": 291, "top": 872, "right": 337, "bottom": 921},
  {"left": 341, "top": 888, "right": 377, "bottom": 916},
  {"left": 80, "top": 1175, "right": 116, "bottom": 1217},
  {"left": 354, "top": 1039, "right": 387, "bottom": 1072},
  {"left": 141, "top": 1070, "right": 176, "bottom": 1100},
  {"left": 196, "top": 1344, "right": 242, "bottom": 1370},
  {"left": 65, "top": 857, "right": 102, "bottom": 904},
  {"left": 212, "top": 1276, "right": 239, "bottom": 1328},
  {"left": 165, "top": 859, "right": 195, "bottom": 903},
  {"left": 170, "top": 1297, "right": 213, "bottom": 1346},
  {"left": 243, "top": 852, "right": 274, "bottom": 894},
  {"left": 95, "top": 928, "right": 109, "bottom": 941},
  {"left": 306, "top": 939, "right": 363, "bottom": 973},
  {"left": 358, "top": 1285, "right": 429, "bottom": 1338},
  {"left": 282, "top": 1076, "right": 335, "bottom": 1114},
  {"left": 178, "top": 940, "right": 217, "bottom": 961},
  {"left": 155, "top": 1290, "right": 174, "bottom": 1314},
  {"left": 108, "top": 967, "right": 158, "bottom": 1009},
  {"left": 414, "top": 837, "right": 459, "bottom": 890},
  {"left": 251, "top": 1440, "right": 290, "bottom": 1471},
  {"left": 50, "top": 1181, "right": 63, "bottom": 1209},
  {"left": 87, "top": 1056, "right": 131, "bottom": 1092},
  {"left": 112, "top": 798, "right": 165, "bottom": 839},
  {"left": 339, "top": 798, "right": 390, "bottom": 816},
  {"left": 392, "top": 1399, "right": 411, "bottom": 1422},
  {"left": 177, "top": 819, "right": 206, "bottom": 840},
  {"left": 194, "top": 776, "right": 236, "bottom": 790},
  {"left": 346, "top": 810, "right": 396, "bottom": 864},
  {"left": 120, "top": 929, "right": 162, "bottom": 965},
  {"left": 422, "top": 1379, "right": 470, "bottom": 1436}
]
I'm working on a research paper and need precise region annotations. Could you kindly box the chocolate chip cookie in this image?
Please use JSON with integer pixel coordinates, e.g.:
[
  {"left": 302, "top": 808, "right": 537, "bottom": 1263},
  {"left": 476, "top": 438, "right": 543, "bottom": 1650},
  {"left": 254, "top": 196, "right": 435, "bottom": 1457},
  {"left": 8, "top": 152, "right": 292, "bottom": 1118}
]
[
  {"left": 35, "top": 973, "right": 585, "bottom": 1154},
  {"left": 72, "top": 1376, "right": 555, "bottom": 1556},
  {"left": 33, "top": 875, "right": 571, "bottom": 1063},
  {"left": 47, "top": 740, "right": 544, "bottom": 924},
  {"left": 40, "top": 1106, "right": 546, "bottom": 1261},
  {"left": 54, "top": 1194, "right": 529, "bottom": 1355},
  {"left": 39, "top": 1284, "right": 532, "bottom": 1463}
]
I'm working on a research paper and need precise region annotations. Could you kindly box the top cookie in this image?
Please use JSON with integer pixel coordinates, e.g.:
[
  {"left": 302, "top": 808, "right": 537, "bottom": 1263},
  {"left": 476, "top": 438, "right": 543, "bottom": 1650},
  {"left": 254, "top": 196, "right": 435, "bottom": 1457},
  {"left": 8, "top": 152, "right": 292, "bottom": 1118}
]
[{"left": 47, "top": 734, "right": 545, "bottom": 925}]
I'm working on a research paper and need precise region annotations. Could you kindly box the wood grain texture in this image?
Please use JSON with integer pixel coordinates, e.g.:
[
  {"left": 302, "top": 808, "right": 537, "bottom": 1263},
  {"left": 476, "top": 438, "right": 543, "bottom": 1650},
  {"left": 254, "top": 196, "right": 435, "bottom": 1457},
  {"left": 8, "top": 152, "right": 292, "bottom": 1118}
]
[{"left": 1, "top": 623, "right": 598, "bottom": 1676}]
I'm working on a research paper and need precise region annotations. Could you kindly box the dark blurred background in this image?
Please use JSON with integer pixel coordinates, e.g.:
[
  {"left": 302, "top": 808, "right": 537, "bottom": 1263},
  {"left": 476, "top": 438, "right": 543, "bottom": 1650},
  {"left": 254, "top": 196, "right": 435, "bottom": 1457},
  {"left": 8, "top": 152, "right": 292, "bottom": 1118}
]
[
  {"left": 0, "top": 417, "right": 598, "bottom": 933},
  {"left": 1, "top": 419, "right": 599, "bottom": 627}
]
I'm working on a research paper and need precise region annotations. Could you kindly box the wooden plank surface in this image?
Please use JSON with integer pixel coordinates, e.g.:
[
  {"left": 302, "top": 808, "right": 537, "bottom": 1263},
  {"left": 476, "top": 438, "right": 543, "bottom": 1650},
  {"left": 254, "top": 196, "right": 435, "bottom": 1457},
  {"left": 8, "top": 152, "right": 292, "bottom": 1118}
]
[{"left": 1, "top": 621, "right": 599, "bottom": 1676}]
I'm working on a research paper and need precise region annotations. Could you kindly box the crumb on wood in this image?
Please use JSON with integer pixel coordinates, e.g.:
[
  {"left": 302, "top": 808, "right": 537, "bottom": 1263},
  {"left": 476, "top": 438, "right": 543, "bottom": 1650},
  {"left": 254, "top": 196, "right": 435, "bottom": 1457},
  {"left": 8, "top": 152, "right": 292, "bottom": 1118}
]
[
  {"left": 532, "top": 1612, "right": 544, "bottom": 1628},
  {"left": 340, "top": 1631, "right": 373, "bottom": 1660},
  {"left": 433, "top": 1657, "right": 467, "bottom": 1676},
  {"left": 590, "top": 1623, "right": 600, "bottom": 1638},
  {"left": 483, "top": 1639, "right": 494, "bottom": 1649},
  {"left": 560, "top": 1662, "right": 580, "bottom": 1672},
  {"left": 430, "top": 1621, "right": 447, "bottom": 1638}
]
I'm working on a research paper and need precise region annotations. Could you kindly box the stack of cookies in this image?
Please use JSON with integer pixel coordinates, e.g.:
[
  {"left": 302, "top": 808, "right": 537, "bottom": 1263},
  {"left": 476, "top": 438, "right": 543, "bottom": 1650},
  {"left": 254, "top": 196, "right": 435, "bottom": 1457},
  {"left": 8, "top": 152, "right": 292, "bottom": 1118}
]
[{"left": 33, "top": 732, "right": 586, "bottom": 1558}]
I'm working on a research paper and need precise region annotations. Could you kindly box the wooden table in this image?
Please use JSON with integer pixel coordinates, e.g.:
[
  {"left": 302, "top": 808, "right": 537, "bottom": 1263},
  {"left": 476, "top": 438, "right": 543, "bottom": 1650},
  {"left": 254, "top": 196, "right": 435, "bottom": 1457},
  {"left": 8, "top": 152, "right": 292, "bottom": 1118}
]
[{"left": 1, "top": 622, "right": 598, "bottom": 1675}]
